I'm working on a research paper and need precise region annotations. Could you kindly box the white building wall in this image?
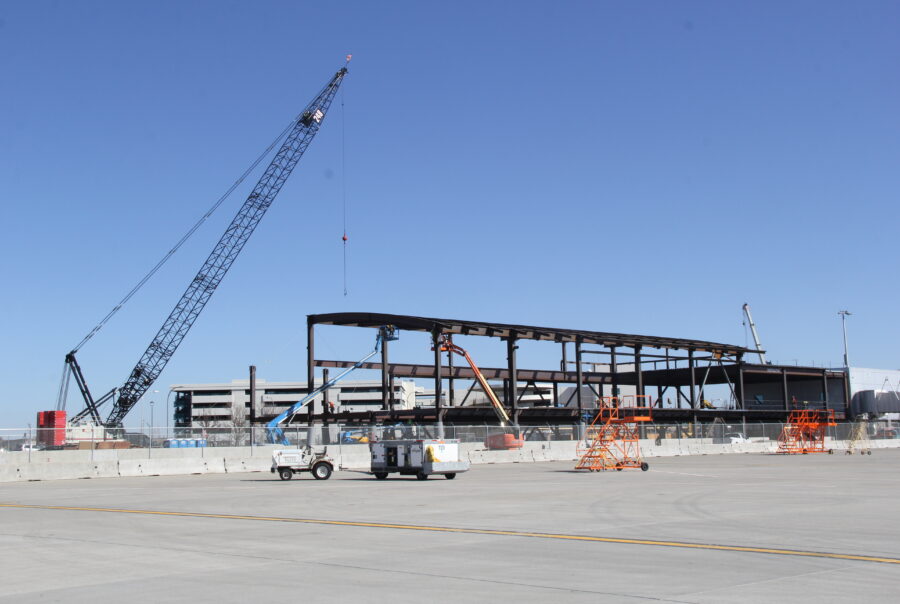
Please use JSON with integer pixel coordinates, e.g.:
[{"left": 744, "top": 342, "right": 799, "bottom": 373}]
[{"left": 171, "top": 379, "right": 417, "bottom": 427}]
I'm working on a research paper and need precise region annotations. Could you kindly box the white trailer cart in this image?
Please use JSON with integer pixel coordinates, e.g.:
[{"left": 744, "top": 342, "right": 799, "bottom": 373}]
[
  {"left": 271, "top": 447, "right": 335, "bottom": 480},
  {"left": 370, "top": 439, "right": 470, "bottom": 480}
]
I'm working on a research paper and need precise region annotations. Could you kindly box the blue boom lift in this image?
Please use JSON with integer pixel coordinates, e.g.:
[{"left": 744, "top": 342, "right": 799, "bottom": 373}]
[{"left": 266, "top": 326, "right": 398, "bottom": 445}]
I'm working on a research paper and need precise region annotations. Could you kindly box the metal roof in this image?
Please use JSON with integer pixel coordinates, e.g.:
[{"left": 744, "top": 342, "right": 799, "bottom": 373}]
[{"left": 308, "top": 312, "right": 753, "bottom": 356}]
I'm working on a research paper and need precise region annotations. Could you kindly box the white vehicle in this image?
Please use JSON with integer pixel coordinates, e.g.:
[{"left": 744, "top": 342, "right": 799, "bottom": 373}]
[
  {"left": 20, "top": 444, "right": 41, "bottom": 452},
  {"left": 271, "top": 447, "right": 335, "bottom": 481},
  {"left": 725, "top": 432, "right": 749, "bottom": 444},
  {"left": 370, "top": 439, "right": 470, "bottom": 480}
]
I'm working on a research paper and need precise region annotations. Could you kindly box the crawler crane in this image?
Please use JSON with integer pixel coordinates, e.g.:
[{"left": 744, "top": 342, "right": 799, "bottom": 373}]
[{"left": 57, "top": 64, "right": 349, "bottom": 428}]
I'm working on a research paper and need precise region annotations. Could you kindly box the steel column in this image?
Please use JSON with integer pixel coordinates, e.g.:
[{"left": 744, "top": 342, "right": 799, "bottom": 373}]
[
  {"left": 381, "top": 334, "right": 390, "bottom": 411},
  {"left": 448, "top": 346, "right": 455, "bottom": 407},
  {"left": 782, "top": 369, "right": 790, "bottom": 411},
  {"left": 249, "top": 365, "right": 256, "bottom": 424},
  {"left": 688, "top": 349, "right": 697, "bottom": 409},
  {"left": 433, "top": 329, "right": 443, "bottom": 436},
  {"left": 507, "top": 334, "right": 519, "bottom": 425},
  {"left": 306, "top": 318, "right": 315, "bottom": 399},
  {"left": 610, "top": 346, "right": 618, "bottom": 397},
  {"left": 635, "top": 345, "right": 643, "bottom": 399},
  {"left": 575, "top": 340, "right": 583, "bottom": 416}
]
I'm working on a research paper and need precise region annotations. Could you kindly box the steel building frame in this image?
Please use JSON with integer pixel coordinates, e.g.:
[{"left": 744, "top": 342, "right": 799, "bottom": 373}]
[{"left": 291, "top": 312, "right": 848, "bottom": 427}]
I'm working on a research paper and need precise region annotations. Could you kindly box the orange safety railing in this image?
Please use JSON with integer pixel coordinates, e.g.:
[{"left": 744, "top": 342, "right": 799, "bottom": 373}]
[
  {"left": 576, "top": 396, "right": 652, "bottom": 472},
  {"left": 777, "top": 409, "right": 836, "bottom": 454}
]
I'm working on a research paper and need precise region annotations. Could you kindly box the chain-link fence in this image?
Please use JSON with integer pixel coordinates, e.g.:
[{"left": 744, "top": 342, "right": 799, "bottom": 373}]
[{"left": 2, "top": 421, "right": 898, "bottom": 455}]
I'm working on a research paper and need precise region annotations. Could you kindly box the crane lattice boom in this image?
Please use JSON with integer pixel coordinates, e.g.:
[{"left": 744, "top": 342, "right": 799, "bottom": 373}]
[{"left": 86, "top": 66, "right": 348, "bottom": 426}]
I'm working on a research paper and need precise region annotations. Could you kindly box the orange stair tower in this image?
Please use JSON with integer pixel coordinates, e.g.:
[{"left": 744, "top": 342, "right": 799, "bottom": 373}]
[
  {"left": 777, "top": 409, "right": 836, "bottom": 454},
  {"left": 576, "top": 396, "right": 652, "bottom": 472}
]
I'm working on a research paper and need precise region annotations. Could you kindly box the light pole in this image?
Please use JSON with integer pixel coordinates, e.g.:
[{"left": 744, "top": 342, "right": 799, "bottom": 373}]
[
  {"left": 838, "top": 310, "right": 851, "bottom": 368},
  {"left": 149, "top": 400, "right": 155, "bottom": 453},
  {"left": 167, "top": 389, "right": 176, "bottom": 439},
  {"left": 144, "top": 389, "right": 159, "bottom": 448}
]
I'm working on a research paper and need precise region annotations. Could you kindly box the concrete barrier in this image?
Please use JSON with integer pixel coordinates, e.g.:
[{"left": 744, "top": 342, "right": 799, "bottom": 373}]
[
  {"left": 118, "top": 457, "right": 226, "bottom": 477},
  {"left": 336, "top": 444, "right": 371, "bottom": 469},
  {"left": 2, "top": 438, "right": 899, "bottom": 483},
  {"left": 224, "top": 457, "right": 271, "bottom": 473}
]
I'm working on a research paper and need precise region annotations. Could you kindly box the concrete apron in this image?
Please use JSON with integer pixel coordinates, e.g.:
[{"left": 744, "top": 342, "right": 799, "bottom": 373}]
[{"left": 1, "top": 439, "right": 898, "bottom": 482}]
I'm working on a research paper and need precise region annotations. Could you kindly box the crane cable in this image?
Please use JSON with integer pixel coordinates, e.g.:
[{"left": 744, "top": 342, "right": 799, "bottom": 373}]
[
  {"left": 70, "top": 117, "right": 298, "bottom": 354},
  {"left": 341, "top": 78, "right": 349, "bottom": 296}
]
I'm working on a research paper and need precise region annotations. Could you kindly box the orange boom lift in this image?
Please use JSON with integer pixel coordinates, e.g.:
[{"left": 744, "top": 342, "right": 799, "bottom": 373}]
[
  {"left": 777, "top": 409, "right": 836, "bottom": 454},
  {"left": 576, "top": 395, "right": 652, "bottom": 472},
  {"left": 437, "top": 335, "right": 524, "bottom": 450}
]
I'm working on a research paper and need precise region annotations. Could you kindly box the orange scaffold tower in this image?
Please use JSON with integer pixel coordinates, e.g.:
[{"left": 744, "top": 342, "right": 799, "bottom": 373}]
[
  {"left": 777, "top": 409, "right": 836, "bottom": 454},
  {"left": 576, "top": 396, "right": 652, "bottom": 472}
]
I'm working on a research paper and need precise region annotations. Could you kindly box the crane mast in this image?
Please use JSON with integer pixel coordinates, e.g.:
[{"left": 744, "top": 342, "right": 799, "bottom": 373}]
[
  {"left": 68, "top": 65, "right": 348, "bottom": 427},
  {"left": 742, "top": 303, "right": 768, "bottom": 365}
]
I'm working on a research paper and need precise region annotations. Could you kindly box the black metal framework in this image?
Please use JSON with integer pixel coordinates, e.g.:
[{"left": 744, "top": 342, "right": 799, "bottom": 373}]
[
  {"left": 302, "top": 313, "right": 848, "bottom": 426},
  {"left": 68, "top": 66, "right": 348, "bottom": 427}
]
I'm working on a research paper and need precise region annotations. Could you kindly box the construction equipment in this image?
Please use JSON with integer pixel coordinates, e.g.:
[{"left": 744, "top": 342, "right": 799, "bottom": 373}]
[
  {"left": 742, "top": 303, "right": 768, "bottom": 365},
  {"left": 57, "top": 64, "right": 349, "bottom": 428},
  {"left": 271, "top": 447, "right": 335, "bottom": 480},
  {"left": 265, "top": 326, "right": 399, "bottom": 445},
  {"left": 576, "top": 396, "right": 652, "bottom": 472},
  {"left": 845, "top": 415, "right": 873, "bottom": 455},
  {"left": 437, "top": 335, "right": 523, "bottom": 450},
  {"left": 370, "top": 439, "right": 469, "bottom": 480},
  {"left": 777, "top": 409, "right": 836, "bottom": 454}
]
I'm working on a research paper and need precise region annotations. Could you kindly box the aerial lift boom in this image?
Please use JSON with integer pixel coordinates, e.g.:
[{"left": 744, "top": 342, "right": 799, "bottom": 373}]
[
  {"left": 437, "top": 335, "right": 511, "bottom": 426},
  {"left": 266, "top": 326, "right": 399, "bottom": 445},
  {"left": 742, "top": 303, "right": 768, "bottom": 365},
  {"left": 63, "top": 64, "right": 348, "bottom": 427}
]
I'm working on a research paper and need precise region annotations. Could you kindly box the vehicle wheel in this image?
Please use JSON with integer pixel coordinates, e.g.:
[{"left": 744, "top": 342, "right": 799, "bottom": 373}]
[
  {"left": 845, "top": 450, "right": 852, "bottom": 455},
  {"left": 374, "top": 472, "right": 388, "bottom": 480},
  {"left": 640, "top": 462, "right": 649, "bottom": 472},
  {"left": 867, "top": 451, "right": 872, "bottom": 456},
  {"left": 444, "top": 473, "right": 456, "bottom": 480},
  {"left": 416, "top": 472, "right": 428, "bottom": 480},
  {"left": 312, "top": 462, "right": 333, "bottom": 480},
  {"left": 616, "top": 467, "right": 623, "bottom": 471},
  {"left": 279, "top": 468, "right": 293, "bottom": 481}
]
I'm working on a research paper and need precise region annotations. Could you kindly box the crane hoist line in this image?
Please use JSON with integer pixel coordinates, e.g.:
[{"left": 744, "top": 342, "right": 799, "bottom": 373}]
[{"left": 64, "top": 63, "right": 349, "bottom": 428}]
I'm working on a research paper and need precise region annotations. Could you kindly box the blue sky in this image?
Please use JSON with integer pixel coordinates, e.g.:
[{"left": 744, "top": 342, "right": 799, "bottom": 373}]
[{"left": 1, "top": 1, "right": 898, "bottom": 427}]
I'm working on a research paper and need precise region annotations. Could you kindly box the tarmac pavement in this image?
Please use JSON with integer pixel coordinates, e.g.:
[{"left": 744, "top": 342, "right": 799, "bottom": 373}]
[{"left": 0, "top": 451, "right": 898, "bottom": 603}]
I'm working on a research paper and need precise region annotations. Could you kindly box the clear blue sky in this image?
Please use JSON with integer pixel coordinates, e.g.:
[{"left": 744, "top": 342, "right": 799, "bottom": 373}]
[{"left": 1, "top": 1, "right": 898, "bottom": 427}]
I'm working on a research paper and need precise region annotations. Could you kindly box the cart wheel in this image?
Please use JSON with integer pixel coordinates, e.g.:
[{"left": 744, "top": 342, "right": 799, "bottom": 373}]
[
  {"left": 444, "top": 473, "right": 456, "bottom": 480},
  {"left": 640, "top": 462, "right": 649, "bottom": 472},
  {"left": 867, "top": 451, "right": 872, "bottom": 456},
  {"left": 416, "top": 472, "right": 428, "bottom": 480},
  {"left": 312, "top": 462, "right": 333, "bottom": 480},
  {"left": 279, "top": 468, "right": 293, "bottom": 481},
  {"left": 374, "top": 472, "right": 388, "bottom": 480}
]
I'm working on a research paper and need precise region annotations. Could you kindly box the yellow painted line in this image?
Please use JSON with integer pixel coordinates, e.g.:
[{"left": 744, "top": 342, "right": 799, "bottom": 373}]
[{"left": 2, "top": 502, "right": 899, "bottom": 566}]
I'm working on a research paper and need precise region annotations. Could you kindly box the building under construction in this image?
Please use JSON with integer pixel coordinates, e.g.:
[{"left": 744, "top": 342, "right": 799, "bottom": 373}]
[{"left": 277, "top": 312, "right": 848, "bottom": 428}]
